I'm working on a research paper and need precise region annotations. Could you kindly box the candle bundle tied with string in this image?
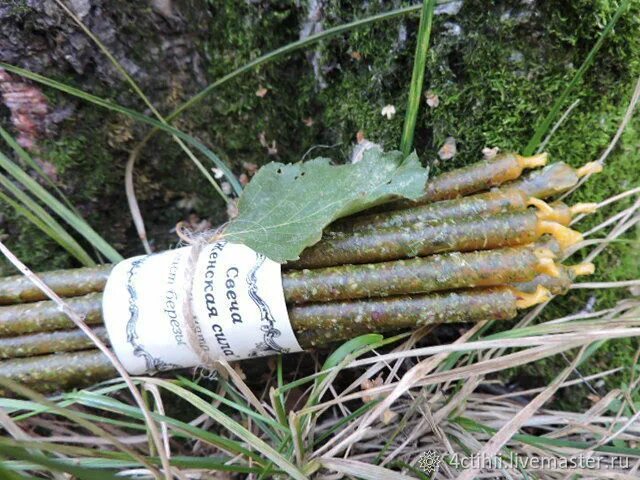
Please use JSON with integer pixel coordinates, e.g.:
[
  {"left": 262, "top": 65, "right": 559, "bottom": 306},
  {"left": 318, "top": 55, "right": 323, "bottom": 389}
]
[{"left": 0, "top": 149, "right": 601, "bottom": 393}]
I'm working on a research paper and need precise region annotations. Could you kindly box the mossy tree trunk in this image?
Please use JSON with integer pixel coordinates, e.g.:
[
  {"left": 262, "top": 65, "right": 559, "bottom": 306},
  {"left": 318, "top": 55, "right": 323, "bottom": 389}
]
[{"left": 0, "top": 0, "right": 639, "bottom": 395}]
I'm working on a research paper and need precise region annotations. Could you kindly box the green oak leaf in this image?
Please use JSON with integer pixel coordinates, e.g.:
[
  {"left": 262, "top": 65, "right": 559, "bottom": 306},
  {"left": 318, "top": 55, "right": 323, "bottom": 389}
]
[{"left": 223, "top": 148, "right": 428, "bottom": 263}]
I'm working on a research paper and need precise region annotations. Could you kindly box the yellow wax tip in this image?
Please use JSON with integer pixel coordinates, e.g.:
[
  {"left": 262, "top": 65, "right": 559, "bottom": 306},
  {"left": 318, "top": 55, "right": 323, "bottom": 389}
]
[
  {"left": 517, "top": 152, "right": 548, "bottom": 169},
  {"left": 538, "top": 221, "right": 584, "bottom": 250},
  {"left": 528, "top": 197, "right": 554, "bottom": 214},
  {"left": 533, "top": 246, "right": 556, "bottom": 260},
  {"left": 511, "top": 285, "right": 552, "bottom": 309},
  {"left": 576, "top": 161, "right": 603, "bottom": 178},
  {"left": 530, "top": 198, "right": 571, "bottom": 225},
  {"left": 536, "top": 258, "right": 561, "bottom": 277},
  {"left": 569, "top": 262, "right": 595, "bottom": 277},
  {"left": 569, "top": 203, "right": 598, "bottom": 216}
]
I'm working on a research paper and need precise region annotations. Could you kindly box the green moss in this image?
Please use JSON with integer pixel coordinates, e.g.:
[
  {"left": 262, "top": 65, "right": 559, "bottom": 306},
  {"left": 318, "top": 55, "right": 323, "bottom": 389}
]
[
  {"left": 200, "top": 0, "right": 322, "bottom": 164},
  {"left": 0, "top": 0, "right": 638, "bottom": 401},
  {"left": 42, "top": 137, "right": 119, "bottom": 201},
  {"left": 394, "top": 0, "right": 640, "bottom": 400},
  {"left": 513, "top": 115, "right": 640, "bottom": 400},
  {"left": 5, "top": 0, "right": 30, "bottom": 17},
  {"left": 0, "top": 219, "right": 72, "bottom": 276}
]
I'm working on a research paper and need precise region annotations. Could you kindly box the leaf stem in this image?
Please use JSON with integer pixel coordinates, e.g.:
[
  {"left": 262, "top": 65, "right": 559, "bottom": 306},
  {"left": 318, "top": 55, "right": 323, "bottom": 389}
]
[{"left": 400, "top": 0, "right": 436, "bottom": 157}]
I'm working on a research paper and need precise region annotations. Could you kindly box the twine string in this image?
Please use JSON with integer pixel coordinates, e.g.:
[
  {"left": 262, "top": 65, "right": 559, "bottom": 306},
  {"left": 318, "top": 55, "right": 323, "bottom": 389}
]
[{"left": 176, "top": 222, "right": 225, "bottom": 372}]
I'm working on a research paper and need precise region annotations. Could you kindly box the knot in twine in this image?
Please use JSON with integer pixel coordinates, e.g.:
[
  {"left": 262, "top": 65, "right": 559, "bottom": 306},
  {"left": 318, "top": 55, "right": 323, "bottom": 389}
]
[{"left": 175, "top": 222, "right": 228, "bottom": 377}]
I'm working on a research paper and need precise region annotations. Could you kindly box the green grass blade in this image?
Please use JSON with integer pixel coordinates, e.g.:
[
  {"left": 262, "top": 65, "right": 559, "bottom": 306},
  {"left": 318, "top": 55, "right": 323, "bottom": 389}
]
[
  {"left": 168, "top": 4, "right": 423, "bottom": 122},
  {"left": 53, "top": 0, "right": 164, "bottom": 126},
  {"left": 299, "top": 333, "right": 384, "bottom": 446},
  {"left": 5, "top": 455, "right": 269, "bottom": 474},
  {"left": 400, "top": 0, "right": 436, "bottom": 156},
  {"left": 322, "top": 334, "right": 384, "bottom": 372},
  {"left": 0, "top": 126, "right": 80, "bottom": 214},
  {"left": 0, "top": 63, "right": 242, "bottom": 196},
  {"left": 0, "top": 378, "right": 161, "bottom": 475},
  {"left": 72, "top": 391, "right": 264, "bottom": 462},
  {"left": 10, "top": 403, "right": 145, "bottom": 432},
  {"left": 0, "top": 5, "right": 426, "bottom": 199},
  {"left": 0, "top": 188, "right": 63, "bottom": 250},
  {"left": 0, "top": 149, "right": 121, "bottom": 262},
  {"left": 0, "top": 462, "right": 39, "bottom": 480},
  {"left": 480, "top": 317, "right": 638, "bottom": 341},
  {"left": 0, "top": 172, "right": 95, "bottom": 265},
  {"left": 4, "top": 458, "right": 267, "bottom": 476},
  {"left": 0, "top": 439, "right": 131, "bottom": 462},
  {"left": 176, "top": 376, "right": 288, "bottom": 435},
  {"left": 523, "top": 0, "right": 630, "bottom": 155},
  {"left": 456, "top": 416, "right": 640, "bottom": 456},
  {"left": 166, "top": 456, "right": 269, "bottom": 473},
  {"left": 52, "top": 0, "right": 233, "bottom": 203},
  {"left": 0, "top": 126, "right": 99, "bottom": 264},
  {"left": 0, "top": 127, "right": 106, "bottom": 263},
  {"left": 314, "top": 400, "right": 379, "bottom": 446},
  {"left": 303, "top": 334, "right": 384, "bottom": 409},
  {"left": 124, "top": 3, "right": 427, "bottom": 236},
  {"left": 274, "top": 332, "right": 409, "bottom": 395},
  {"left": 144, "top": 378, "right": 308, "bottom": 480},
  {"left": 0, "top": 441, "right": 121, "bottom": 480}
]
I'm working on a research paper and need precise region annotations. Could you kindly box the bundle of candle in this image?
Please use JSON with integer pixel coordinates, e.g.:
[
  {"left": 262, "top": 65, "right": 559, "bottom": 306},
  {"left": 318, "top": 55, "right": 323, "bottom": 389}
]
[{"left": 0, "top": 152, "right": 600, "bottom": 393}]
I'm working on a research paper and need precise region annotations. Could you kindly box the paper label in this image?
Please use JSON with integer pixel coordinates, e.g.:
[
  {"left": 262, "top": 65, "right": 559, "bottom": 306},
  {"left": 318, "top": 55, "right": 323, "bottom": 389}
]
[{"left": 102, "top": 241, "right": 302, "bottom": 374}]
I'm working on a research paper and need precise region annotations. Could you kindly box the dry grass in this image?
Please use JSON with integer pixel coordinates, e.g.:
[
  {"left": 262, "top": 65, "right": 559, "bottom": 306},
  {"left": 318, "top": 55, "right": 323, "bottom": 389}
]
[
  {"left": 0, "top": 168, "right": 638, "bottom": 479},
  {"left": 0, "top": 3, "right": 638, "bottom": 479}
]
